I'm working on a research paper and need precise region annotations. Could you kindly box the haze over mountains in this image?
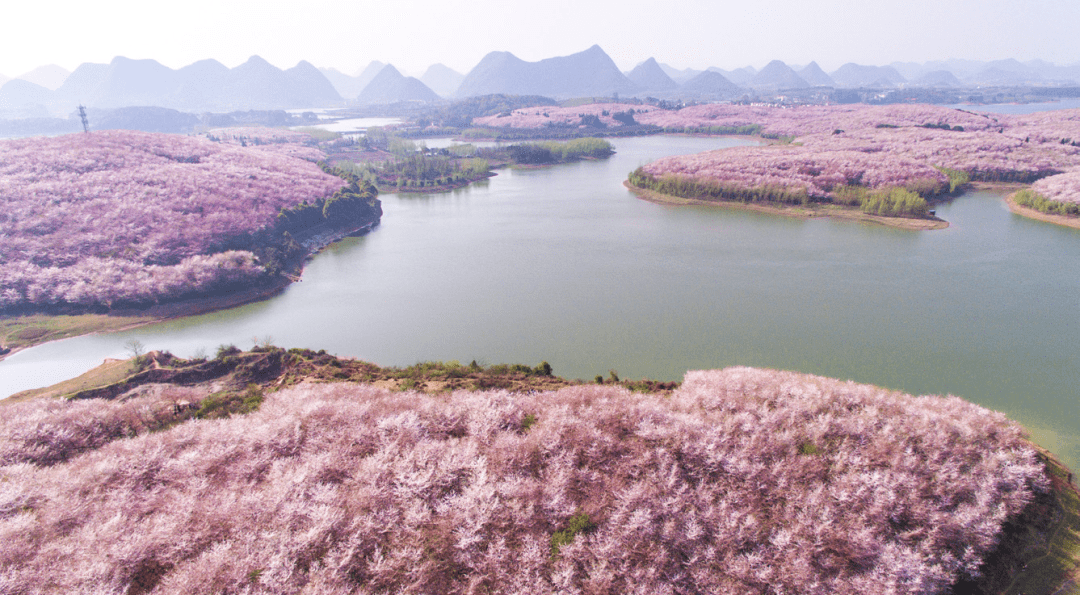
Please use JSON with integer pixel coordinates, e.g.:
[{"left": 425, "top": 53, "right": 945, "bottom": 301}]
[
  {"left": 455, "top": 44, "right": 640, "bottom": 98},
  {"left": 3, "top": 45, "right": 1080, "bottom": 120}
]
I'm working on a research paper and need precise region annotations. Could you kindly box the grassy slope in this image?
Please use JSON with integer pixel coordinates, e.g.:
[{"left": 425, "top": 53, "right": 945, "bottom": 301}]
[
  {"left": 0, "top": 274, "right": 297, "bottom": 362},
  {"left": 0, "top": 314, "right": 150, "bottom": 358},
  {"left": 3, "top": 358, "right": 137, "bottom": 404}
]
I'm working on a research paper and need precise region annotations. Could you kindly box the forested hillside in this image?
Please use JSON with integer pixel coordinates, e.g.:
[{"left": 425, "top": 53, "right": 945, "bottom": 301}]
[
  {"left": 0, "top": 364, "right": 1050, "bottom": 593},
  {"left": 0, "top": 130, "right": 378, "bottom": 311}
]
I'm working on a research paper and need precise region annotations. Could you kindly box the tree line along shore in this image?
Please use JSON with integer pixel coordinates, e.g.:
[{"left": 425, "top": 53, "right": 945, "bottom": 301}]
[{"left": 457, "top": 101, "right": 1080, "bottom": 227}]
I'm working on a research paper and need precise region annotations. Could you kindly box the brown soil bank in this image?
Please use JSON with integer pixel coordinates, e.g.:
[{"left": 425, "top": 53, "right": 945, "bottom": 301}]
[
  {"left": 1006, "top": 194, "right": 1080, "bottom": 230},
  {"left": 0, "top": 275, "right": 292, "bottom": 363}
]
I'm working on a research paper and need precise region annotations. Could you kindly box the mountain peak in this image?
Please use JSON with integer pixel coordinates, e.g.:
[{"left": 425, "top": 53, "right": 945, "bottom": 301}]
[
  {"left": 681, "top": 70, "right": 742, "bottom": 99},
  {"left": 15, "top": 64, "right": 71, "bottom": 91},
  {"left": 421, "top": 64, "right": 465, "bottom": 97},
  {"left": 750, "top": 60, "right": 810, "bottom": 89},
  {"left": 457, "top": 46, "right": 635, "bottom": 98},
  {"left": 357, "top": 64, "right": 438, "bottom": 104},
  {"left": 798, "top": 61, "right": 835, "bottom": 87},
  {"left": 628, "top": 57, "right": 678, "bottom": 92},
  {"left": 377, "top": 64, "right": 403, "bottom": 79},
  {"left": 242, "top": 55, "right": 274, "bottom": 68}
]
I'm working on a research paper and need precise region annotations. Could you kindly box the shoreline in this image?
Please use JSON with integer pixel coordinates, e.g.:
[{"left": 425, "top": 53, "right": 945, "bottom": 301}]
[
  {"left": 0, "top": 276, "right": 293, "bottom": 364},
  {"left": 1005, "top": 194, "right": 1080, "bottom": 230},
  {"left": 389, "top": 171, "right": 497, "bottom": 194},
  {"left": 0, "top": 221, "right": 378, "bottom": 363},
  {"left": 623, "top": 181, "right": 950, "bottom": 231}
]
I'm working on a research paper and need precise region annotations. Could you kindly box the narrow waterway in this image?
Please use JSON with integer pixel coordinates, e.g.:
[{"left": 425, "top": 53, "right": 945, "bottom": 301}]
[{"left": 3, "top": 135, "right": 1078, "bottom": 468}]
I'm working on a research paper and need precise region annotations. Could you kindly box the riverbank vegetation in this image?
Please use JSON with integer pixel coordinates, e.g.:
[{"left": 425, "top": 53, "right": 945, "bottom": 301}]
[
  {"left": 627, "top": 143, "right": 938, "bottom": 220},
  {"left": 1013, "top": 188, "right": 1080, "bottom": 216},
  {"left": 460, "top": 100, "right": 1080, "bottom": 227},
  {"left": 0, "top": 351, "right": 1063, "bottom": 593},
  {"left": 335, "top": 152, "right": 493, "bottom": 191},
  {"left": 0, "top": 314, "right": 150, "bottom": 358},
  {"left": 624, "top": 104, "right": 1080, "bottom": 225},
  {"left": 1013, "top": 171, "right": 1080, "bottom": 218},
  {"left": 331, "top": 132, "right": 613, "bottom": 192},
  {"left": 0, "top": 130, "right": 380, "bottom": 314}
]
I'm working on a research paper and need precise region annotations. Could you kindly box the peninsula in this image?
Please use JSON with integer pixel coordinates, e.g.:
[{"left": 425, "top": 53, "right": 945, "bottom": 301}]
[{"left": 1, "top": 348, "right": 1074, "bottom": 594}]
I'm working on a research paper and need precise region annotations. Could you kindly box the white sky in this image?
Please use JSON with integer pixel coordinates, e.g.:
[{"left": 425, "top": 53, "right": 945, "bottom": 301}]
[{"left": 1, "top": 0, "right": 1078, "bottom": 78}]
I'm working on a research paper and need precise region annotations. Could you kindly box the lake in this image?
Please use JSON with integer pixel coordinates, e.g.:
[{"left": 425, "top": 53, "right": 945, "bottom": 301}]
[
  {"left": 296, "top": 117, "right": 402, "bottom": 133},
  {"left": 2, "top": 135, "right": 1079, "bottom": 468},
  {"left": 945, "top": 98, "right": 1080, "bottom": 115}
]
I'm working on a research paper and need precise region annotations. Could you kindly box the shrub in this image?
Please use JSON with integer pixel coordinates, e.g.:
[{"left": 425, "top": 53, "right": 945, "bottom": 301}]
[
  {"left": 521, "top": 413, "right": 537, "bottom": 431},
  {"left": 1014, "top": 188, "right": 1080, "bottom": 216},
  {"left": 216, "top": 344, "right": 241, "bottom": 360},
  {"left": 861, "top": 187, "right": 930, "bottom": 218},
  {"left": 550, "top": 512, "right": 595, "bottom": 557},
  {"left": 936, "top": 166, "right": 972, "bottom": 193}
]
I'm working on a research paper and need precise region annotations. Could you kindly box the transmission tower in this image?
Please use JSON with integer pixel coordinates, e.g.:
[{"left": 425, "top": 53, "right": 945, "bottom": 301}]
[{"left": 78, "top": 105, "right": 90, "bottom": 133}]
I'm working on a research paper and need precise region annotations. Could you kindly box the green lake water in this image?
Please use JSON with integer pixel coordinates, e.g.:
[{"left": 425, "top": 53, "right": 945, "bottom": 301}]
[{"left": 3, "top": 135, "right": 1078, "bottom": 468}]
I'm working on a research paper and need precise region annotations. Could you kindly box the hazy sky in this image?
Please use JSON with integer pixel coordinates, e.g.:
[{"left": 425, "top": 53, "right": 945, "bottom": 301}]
[{"left": 2, "top": 0, "right": 1078, "bottom": 78}]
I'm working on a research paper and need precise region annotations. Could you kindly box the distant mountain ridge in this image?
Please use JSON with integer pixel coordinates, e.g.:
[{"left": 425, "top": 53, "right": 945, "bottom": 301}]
[
  {"left": 798, "top": 62, "right": 835, "bottom": 87},
  {"left": 16, "top": 65, "right": 70, "bottom": 90},
  {"left": 749, "top": 60, "right": 810, "bottom": 90},
  {"left": 830, "top": 63, "right": 907, "bottom": 88},
  {"left": 708, "top": 67, "right": 756, "bottom": 86},
  {"left": 0, "top": 79, "right": 53, "bottom": 118},
  {"left": 658, "top": 63, "right": 704, "bottom": 84},
  {"left": 5, "top": 49, "right": 1080, "bottom": 123},
  {"left": 680, "top": 71, "right": 743, "bottom": 100},
  {"left": 456, "top": 45, "right": 640, "bottom": 98},
  {"left": 356, "top": 65, "right": 439, "bottom": 104},
  {"left": 627, "top": 58, "right": 679, "bottom": 94},
  {"left": 320, "top": 61, "right": 389, "bottom": 100},
  {"left": 0, "top": 55, "right": 343, "bottom": 117},
  {"left": 420, "top": 64, "right": 465, "bottom": 97}
]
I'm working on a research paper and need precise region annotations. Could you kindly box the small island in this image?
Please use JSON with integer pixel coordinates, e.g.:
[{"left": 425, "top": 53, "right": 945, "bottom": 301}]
[
  {"left": 623, "top": 103, "right": 1080, "bottom": 228},
  {"left": 324, "top": 128, "right": 614, "bottom": 193},
  {"left": 465, "top": 101, "right": 1080, "bottom": 229}
]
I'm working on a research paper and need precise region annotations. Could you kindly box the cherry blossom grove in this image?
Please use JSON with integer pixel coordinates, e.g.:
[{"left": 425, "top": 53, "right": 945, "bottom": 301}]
[
  {"left": 1030, "top": 170, "right": 1080, "bottom": 205},
  {"left": 0, "top": 130, "right": 348, "bottom": 309},
  {"left": 476, "top": 102, "right": 1080, "bottom": 206},
  {"left": 472, "top": 103, "right": 662, "bottom": 129},
  {"left": 635, "top": 105, "right": 1080, "bottom": 206},
  {"left": 634, "top": 104, "right": 1006, "bottom": 136},
  {"left": 641, "top": 145, "right": 949, "bottom": 199},
  {"left": 0, "top": 366, "right": 1047, "bottom": 594},
  {"left": 637, "top": 124, "right": 1080, "bottom": 202},
  {"left": 201, "top": 126, "right": 327, "bottom": 161}
]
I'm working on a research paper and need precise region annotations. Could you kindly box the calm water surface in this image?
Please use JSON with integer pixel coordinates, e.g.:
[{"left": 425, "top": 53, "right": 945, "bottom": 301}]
[
  {"left": 945, "top": 98, "right": 1080, "bottom": 115},
  {"left": 3, "top": 135, "right": 1079, "bottom": 467}
]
